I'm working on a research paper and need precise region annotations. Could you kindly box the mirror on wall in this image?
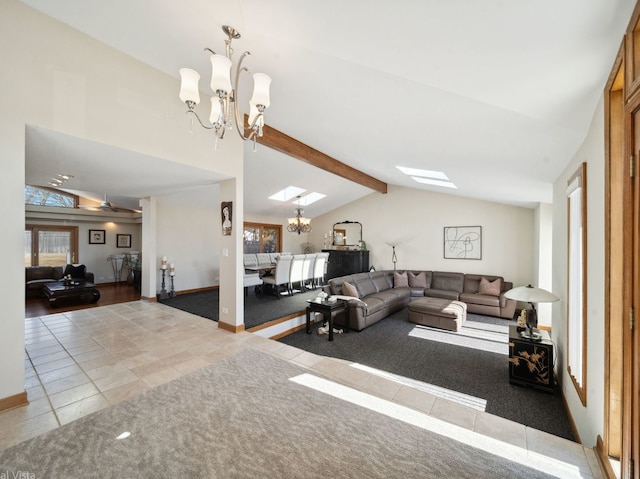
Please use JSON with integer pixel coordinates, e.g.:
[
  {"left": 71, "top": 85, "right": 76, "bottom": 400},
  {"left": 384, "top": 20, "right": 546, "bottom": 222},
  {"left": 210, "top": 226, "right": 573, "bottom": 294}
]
[{"left": 332, "top": 221, "right": 362, "bottom": 246}]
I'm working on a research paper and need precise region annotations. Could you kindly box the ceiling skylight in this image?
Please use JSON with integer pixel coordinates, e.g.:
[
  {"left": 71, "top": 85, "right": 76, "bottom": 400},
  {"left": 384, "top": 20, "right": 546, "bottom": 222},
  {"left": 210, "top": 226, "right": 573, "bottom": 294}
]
[
  {"left": 397, "top": 166, "right": 456, "bottom": 189},
  {"left": 411, "top": 177, "right": 457, "bottom": 189},
  {"left": 396, "top": 166, "right": 449, "bottom": 180},
  {"left": 269, "top": 186, "right": 306, "bottom": 202},
  {"left": 294, "top": 192, "right": 326, "bottom": 206}
]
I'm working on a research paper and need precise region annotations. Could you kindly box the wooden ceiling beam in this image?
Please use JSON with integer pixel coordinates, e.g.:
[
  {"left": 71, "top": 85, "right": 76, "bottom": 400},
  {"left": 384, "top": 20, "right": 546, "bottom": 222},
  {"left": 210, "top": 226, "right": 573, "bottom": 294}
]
[{"left": 248, "top": 116, "right": 387, "bottom": 194}]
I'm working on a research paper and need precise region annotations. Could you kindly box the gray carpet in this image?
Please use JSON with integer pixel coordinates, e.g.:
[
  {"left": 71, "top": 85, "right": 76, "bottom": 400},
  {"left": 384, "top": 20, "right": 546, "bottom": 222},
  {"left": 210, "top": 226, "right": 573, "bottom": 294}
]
[
  {"left": 0, "top": 349, "right": 560, "bottom": 478},
  {"left": 279, "top": 310, "right": 575, "bottom": 442},
  {"left": 159, "top": 287, "right": 320, "bottom": 329}
]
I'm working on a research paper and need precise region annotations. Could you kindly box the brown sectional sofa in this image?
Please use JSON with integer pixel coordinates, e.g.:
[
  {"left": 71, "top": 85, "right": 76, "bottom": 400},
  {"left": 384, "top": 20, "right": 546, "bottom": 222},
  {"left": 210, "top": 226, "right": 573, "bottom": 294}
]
[{"left": 324, "top": 270, "right": 516, "bottom": 331}]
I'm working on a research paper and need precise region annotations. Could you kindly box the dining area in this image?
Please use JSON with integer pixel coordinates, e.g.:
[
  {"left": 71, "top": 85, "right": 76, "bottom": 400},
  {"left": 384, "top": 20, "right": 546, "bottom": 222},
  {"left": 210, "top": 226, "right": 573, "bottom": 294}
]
[{"left": 243, "top": 252, "right": 329, "bottom": 299}]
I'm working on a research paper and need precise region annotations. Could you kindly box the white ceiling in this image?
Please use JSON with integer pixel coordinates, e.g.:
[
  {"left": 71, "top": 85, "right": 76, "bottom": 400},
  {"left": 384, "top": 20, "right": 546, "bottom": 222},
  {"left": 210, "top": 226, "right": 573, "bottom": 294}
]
[{"left": 21, "top": 0, "right": 635, "bottom": 215}]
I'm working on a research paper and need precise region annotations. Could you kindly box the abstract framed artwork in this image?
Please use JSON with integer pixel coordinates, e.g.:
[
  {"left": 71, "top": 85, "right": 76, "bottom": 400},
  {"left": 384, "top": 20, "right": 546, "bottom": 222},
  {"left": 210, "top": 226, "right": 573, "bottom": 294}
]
[
  {"left": 89, "top": 229, "right": 106, "bottom": 245},
  {"left": 443, "top": 226, "right": 482, "bottom": 260},
  {"left": 116, "top": 234, "right": 132, "bottom": 248}
]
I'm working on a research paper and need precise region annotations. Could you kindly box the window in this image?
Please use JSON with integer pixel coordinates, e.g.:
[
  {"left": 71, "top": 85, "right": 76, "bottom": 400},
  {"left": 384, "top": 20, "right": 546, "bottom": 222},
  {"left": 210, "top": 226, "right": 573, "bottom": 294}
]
[
  {"left": 243, "top": 223, "right": 282, "bottom": 253},
  {"left": 567, "top": 163, "right": 587, "bottom": 405},
  {"left": 25, "top": 225, "right": 79, "bottom": 267},
  {"left": 25, "top": 185, "right": 78, "bottom": 208}
]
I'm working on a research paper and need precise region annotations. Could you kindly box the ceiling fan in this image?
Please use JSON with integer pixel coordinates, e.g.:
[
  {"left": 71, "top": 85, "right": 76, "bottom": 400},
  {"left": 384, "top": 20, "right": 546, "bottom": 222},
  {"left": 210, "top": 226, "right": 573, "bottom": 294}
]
[
  {"left": 79, "top": 194, "right": 128, "bottom": 212},
  {"left": 98, "top": 194, "right": 118, "bottom": 212}
]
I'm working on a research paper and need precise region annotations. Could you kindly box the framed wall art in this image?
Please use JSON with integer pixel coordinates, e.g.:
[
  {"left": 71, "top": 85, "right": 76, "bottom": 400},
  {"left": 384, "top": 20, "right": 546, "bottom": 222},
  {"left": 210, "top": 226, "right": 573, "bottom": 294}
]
[
  {"left": 89, "top": 229, "right": 106, "bottom": 245},
  {"left": 444, "top": 226, "right": 482, "bottom": 260},
  {"left": 117, "top": 234, "right": 132, "bottom": 248},
  {"left": 221, "top": 201, "right": 232, "bottom": 236}
]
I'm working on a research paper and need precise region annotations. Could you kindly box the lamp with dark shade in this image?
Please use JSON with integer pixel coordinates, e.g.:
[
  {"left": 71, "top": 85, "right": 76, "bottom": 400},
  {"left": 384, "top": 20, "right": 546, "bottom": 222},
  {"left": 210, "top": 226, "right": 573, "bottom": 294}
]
[{"left": 503, "top": 284, "right": 559, "bottom": 339}]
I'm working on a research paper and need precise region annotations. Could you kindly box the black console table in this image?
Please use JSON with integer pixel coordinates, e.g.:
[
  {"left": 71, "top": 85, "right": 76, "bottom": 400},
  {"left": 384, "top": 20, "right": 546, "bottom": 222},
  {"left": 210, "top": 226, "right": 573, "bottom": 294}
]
[
  {"left": 508, "top": 325, "right": 554, "bottom": 394},
  {"left": 322, "top": 250, "right": 369, "bottom": 280}
]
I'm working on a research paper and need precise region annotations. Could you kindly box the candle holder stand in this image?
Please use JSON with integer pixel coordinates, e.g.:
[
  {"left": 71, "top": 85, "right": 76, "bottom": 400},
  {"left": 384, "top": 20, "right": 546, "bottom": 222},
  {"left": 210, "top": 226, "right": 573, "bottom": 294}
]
[
  {"left": 160, "top": 268, "right": 169, "bottom": 299},
  {"left": 170, "top": 274, "right": 176, "bottom": 297}
]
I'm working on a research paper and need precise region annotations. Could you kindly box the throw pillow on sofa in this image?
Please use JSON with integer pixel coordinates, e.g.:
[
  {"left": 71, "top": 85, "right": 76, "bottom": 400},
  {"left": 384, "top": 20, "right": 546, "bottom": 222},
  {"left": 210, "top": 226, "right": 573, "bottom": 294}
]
[
  {"left": 64, "top": 264, "right": 86, "bottom": 279},
  {"left": 478, "top": 276, "right": 502, "bottom": 296},
  {"left": 341, "top": 281, "right": 360, "bottom": 298},
  {"left": 408, "top": 271, "right": 427, "bottom": 288},
  {"left": 393, "top": 271, "right": 408, "bottom": 288}
]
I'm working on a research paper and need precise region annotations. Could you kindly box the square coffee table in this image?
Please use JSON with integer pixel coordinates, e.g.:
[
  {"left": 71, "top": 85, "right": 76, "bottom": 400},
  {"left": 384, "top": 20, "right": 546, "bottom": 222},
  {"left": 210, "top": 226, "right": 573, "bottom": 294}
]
[{"left": 43, "top": 280, "right": 101, "bottom": 307}]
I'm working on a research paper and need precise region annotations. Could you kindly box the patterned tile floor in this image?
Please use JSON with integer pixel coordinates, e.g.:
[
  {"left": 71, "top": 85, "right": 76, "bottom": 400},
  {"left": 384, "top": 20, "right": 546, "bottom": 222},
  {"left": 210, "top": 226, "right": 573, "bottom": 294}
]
[{"left": 1, "top": 300, "right": 603, "bottom": 478}]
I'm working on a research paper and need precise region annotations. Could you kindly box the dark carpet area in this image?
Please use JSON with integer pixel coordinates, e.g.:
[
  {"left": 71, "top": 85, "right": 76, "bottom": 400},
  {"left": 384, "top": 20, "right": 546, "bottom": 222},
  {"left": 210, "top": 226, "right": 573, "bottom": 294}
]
[
  {"left": 160, "top": 289, "right": 575, "bottom": 441},
  {"left": 279, "top": 309, "right": 576, "bottom": 442},
  {"left": 159, "top": 287, "right": 320, "bottom": 329}
]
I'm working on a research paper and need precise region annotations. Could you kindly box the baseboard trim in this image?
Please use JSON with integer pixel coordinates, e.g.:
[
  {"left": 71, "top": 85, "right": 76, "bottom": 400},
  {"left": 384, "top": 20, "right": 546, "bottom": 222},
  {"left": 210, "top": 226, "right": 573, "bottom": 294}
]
[
  {"left": 247, "top": 310, "right": 306, "bottom": 333},
  {"left": 595, "top": 435, "right": 618, "bottom": 479},
  {"left": 0, "top": 391, "right": 28, "bottom": 412},
  {"left": 559, "top": 381, "right": 581, "bottom": 444},
  {"left": 155, "top": 285, "right": 218, "bottom": 301},
  {"left": 268, "top": 322, "right": 308, "bottom": 341},
  {"left": 218, "top": 321, "right": 245, "bottom": 333}
]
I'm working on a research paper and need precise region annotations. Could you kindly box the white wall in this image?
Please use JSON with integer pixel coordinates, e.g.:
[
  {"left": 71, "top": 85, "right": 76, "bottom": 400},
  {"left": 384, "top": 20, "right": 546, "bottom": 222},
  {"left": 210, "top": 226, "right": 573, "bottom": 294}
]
[
  {"left": 156, "top": 200, "right": 219, "bottom": 292},
  {"left": 0, "top": 1, "right": 242, "bottom": 401},
  {"left": 308, "top": 185, "right": 536, "bottom": 287},
  {"left": 552, "top": 97, "right": 606, "bottom": 447}
]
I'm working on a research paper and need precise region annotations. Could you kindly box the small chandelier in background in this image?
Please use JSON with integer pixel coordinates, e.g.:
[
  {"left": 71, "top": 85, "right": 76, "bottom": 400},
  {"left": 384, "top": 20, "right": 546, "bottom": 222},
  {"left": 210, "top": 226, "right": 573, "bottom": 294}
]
[
  {"left": 287, "top": 197, "right": 312, "bottom": 235},
  {"left": 178, "top": 25, "right": 271, "bottom": 150}
]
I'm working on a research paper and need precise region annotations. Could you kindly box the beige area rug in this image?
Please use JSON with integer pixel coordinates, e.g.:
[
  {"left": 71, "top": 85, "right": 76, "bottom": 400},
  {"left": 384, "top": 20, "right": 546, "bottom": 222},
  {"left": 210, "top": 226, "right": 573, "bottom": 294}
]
[{"left": 0, "top": 349, "right": 559, "bottom": 478}]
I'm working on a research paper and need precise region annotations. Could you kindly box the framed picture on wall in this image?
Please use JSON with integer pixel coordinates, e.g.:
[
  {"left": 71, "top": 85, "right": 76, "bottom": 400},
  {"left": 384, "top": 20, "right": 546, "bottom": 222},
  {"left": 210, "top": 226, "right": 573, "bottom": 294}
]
[
  {"left": 89, "top": 229, "right": 106, "bottom": 244},
  {"left": 221, "top": 201, "right": 232, "bottom": 236},
  {"left": 116, "top": 234, "right": 132, "bottom": 248},
  {"left": 444, "top": 226, "right": 482, "bottom": 260}
]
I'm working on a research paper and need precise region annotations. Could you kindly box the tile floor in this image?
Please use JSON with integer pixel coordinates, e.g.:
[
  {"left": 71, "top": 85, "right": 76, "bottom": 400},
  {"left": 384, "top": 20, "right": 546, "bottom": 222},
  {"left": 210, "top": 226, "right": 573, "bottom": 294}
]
[{"left": 1, "top": 300, "right": 603, "bottom": 478}]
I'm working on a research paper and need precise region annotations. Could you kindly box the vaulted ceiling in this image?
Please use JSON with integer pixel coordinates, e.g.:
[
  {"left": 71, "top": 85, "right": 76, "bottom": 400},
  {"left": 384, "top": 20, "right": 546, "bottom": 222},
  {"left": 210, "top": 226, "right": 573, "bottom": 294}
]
[{"left": 21, "top": 0, "right": 635, "bottom": 217}]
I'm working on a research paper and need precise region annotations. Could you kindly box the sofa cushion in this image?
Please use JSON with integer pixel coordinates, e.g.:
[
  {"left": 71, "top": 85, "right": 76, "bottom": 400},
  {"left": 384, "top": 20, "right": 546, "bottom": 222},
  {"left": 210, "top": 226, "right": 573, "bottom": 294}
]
[
  {"left": 341, "top": 281, "right": 360, "bottom": 298},
  {"left": 459, "top": 293, "right": 500, "bottom": 307},
  {"left": 361, "top": 296, "right": 386, "bottom": 315},
  {"left": 424, "top": 288, "right": 461, "bottom": 300},
  {"left": 408, "top": 271, "right": 428, "bottom": 288},
  {"left": 394, "top": 271, "right": 408, "bottom": 288},
  {"left": 26, "top": 266, "right": 63, "bottom": 282},
  {"left": 431, "top": 272, "right": 464, "bottom": 292},
  {"left": 354, "top": 276, "right": 377, "bottom": 297},
  {"left": 478, "top": 276, "right": 502, "bottom": 296},
  {"left": 370, "top": 272, "right": 392, "bottom": 292}
]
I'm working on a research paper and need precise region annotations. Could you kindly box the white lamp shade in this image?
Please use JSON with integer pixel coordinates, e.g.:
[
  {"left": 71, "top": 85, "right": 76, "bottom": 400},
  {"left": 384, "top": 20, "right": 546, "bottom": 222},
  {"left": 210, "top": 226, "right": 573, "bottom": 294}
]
[
  {"left": 210, "top": 97, "right": 222, "bottom": 124},
  {"left": 250, "top": 73, "right": 271, "bottom": 108},
  {"left": 179, "top": 68, "right": 201, "bottom": 104},
  {"left": 210, "top": 54, "right": 232, "bottom": 93},
  {"left": 504, "top": 284, "right": 560, "bottom": 303}
]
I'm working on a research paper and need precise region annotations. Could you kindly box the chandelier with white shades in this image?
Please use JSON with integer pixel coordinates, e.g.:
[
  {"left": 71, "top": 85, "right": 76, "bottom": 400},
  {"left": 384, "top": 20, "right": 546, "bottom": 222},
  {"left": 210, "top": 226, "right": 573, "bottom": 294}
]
[{"left": 178, "top": 25, "right": 271, "bottom": 150}]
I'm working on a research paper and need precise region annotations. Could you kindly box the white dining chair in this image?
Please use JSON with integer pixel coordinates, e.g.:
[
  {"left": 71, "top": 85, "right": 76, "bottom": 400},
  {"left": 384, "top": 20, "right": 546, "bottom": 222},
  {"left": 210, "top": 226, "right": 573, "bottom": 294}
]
[
  {"left": 262, "top": 255, "right": 292, "bottom": 299},
  {"left": 313, "top": 252, "right": 329, "bottom": 289},
  {"left": 288, "top": 254, "right": 306, "bottom": 294},
  {"left": 243, "top": 272, "right": 263, "bottom": 297},
  {"left": 302, "top": 253, "right": 316, "bottom": 290}
]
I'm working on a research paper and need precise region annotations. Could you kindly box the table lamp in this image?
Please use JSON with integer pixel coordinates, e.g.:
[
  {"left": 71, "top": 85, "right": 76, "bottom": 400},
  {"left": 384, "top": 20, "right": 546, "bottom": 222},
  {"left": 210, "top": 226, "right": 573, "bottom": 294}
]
[{"left": 503, "top": 284, "right": 559, "bottom": 339}]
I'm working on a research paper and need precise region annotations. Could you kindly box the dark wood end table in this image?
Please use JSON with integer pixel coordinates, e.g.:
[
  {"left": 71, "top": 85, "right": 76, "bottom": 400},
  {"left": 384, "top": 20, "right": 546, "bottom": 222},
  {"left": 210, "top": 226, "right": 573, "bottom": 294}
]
[
  {"left": 508, "top": 325, "right": 554, "bottom": 394},
  {"left": 306, "top": 298, "right": 348, "bottom": 341},
  {"left": 43, "top": 280, "right": 101, "bottom": 307}
]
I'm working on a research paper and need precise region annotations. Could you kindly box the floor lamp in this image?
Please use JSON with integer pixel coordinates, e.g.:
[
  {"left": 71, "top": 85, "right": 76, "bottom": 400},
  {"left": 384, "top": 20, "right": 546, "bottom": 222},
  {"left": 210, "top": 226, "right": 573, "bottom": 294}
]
[
  {"left": 503, "top": 284, "right": 559, "bottom": 339},
  {"left": 385, "top": 242, "right": 398, "bottom": 271}
]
